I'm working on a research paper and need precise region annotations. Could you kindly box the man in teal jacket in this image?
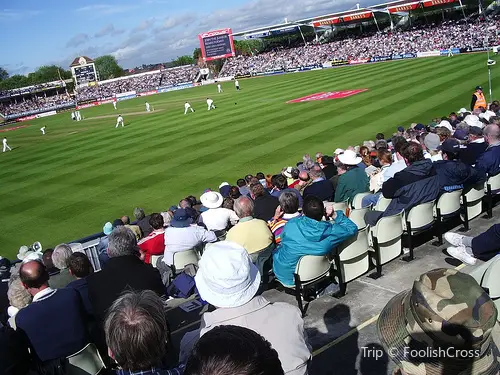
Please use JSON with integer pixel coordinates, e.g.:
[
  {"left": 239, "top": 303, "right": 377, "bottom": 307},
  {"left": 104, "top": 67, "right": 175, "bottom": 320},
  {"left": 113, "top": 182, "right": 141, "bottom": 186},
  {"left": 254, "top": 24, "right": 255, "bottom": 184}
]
[{"left": 273, "top": 195, "right": 358, "bottom": 286}]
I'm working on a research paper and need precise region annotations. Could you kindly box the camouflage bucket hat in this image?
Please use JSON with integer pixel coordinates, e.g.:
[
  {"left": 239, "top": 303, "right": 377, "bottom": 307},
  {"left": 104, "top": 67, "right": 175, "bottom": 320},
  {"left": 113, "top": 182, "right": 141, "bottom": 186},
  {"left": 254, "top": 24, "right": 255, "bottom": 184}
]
[{"left": 377, "top": 268, "right": 500, "bottom": 375}]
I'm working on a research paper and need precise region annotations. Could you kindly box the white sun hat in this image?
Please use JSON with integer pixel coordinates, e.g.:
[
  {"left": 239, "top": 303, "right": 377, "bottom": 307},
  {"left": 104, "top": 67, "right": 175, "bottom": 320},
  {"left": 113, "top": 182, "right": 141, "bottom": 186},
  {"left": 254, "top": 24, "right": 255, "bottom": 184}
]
[
  {"left": 436, "top": 120, "right": 453, "bottom": 132},
  {"left": 195, "top": 241, "right": 261, "bottom": 308},
  {"left": 200, "top": 191, "right": 224, "bottom": 209},
  {"left": 17, "top": 246, "right": 42, "bottom": 262},
  {"left": 338, "top": 149, "right": 362, "bottom": 166},
  {"left": 464, "top": 114, "right": 484, "bottom": 128},
  {"left": 458, "top": 108, "right": 468, "bottom": 114},
  {"left": 333, "top": 148, "right": 345, "bottom": 155}
]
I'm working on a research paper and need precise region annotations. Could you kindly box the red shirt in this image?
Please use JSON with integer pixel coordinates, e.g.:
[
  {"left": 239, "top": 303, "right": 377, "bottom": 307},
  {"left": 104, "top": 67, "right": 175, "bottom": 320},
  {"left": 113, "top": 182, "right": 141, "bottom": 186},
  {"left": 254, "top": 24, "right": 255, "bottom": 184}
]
[
  {"left": 289, "top": 180, "right": 300, "bottom": 189},
  {"left": 138, "top": 229, "right": 165, "bottom": 264}
]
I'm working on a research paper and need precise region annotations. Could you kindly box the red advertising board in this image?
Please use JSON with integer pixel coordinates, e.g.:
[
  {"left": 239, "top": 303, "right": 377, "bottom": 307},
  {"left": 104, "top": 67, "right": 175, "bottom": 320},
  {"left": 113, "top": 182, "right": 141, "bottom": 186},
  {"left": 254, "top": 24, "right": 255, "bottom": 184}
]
[
  {"left": 343, "top": 12, "right": 373, "bottom": 22},
  {"left": 423, "top": 0, "right": 456, "bottom": 7},
  {"left": 388, "top": 2, "right": 420, "bottom": 12},
  {"left": 16, "top": 115, "right": 36, "bottom": 122},
  {"left": 313, "top": 17, "right": 341, "bottom": 27},
  {"left": 76, "top": 102, "right": 98, "bottom": 110},
  {"left": 198, "top": 28, "right": 236, "bottom": 62},
  {"left": 138, "top": 90, "right": 157, "bottom": 97}
]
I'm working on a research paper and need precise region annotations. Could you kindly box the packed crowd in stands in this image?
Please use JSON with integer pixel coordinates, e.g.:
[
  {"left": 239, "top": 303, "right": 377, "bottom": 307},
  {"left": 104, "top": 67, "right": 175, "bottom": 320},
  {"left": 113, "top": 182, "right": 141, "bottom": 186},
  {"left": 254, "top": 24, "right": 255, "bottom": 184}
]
[
  {"left": 0, "top": 94, "right": 74, "bottom": 116},
  {"left": 75, "top": 65, "right": 199, "bottom": 102},
  {"left": 219, "top": 18, "right": 500, "bottom": 76},
  {"left": 1, "top": 84, "right": 500, "bottom": 374}
]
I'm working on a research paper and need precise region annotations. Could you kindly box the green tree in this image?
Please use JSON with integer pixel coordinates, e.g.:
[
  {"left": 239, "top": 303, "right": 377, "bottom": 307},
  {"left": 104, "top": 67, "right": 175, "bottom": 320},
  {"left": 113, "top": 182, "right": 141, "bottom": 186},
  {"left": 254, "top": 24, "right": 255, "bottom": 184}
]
[
  {"left": 0, "top": 67, "right": 8, "bottom": 81},
  {"left": 0, "top": 74, "right": 30, "bottom": 90},
  {"left": 193, "top": 48, "right": 202, "bottom": 61},
  {"left": 94, "top": 55, "right": 123, "bottom": 80},
  {"left": 30, "top": 65, "right": 71, "bottom": 85},
  {"left": 234, "top": 39, "right": 263, "bottom": 56},
  {"left": 172, "top": 55, "right": 195, "bottom": 67}
]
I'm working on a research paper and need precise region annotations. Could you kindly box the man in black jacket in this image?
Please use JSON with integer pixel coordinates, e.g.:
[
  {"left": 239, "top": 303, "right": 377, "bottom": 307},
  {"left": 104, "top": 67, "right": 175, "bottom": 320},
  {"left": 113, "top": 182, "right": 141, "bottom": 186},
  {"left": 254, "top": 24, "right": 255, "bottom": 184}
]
[
  {"left": 459, "top": 126, "right": 487, "bottom": 166},
  {"left": 434, "top": 139, "right": 485, "bottom": 192},
  {"left": 365, "top": 142, "right": 440, "bottom": 226},
  {"left": 250, "top": 182, "right": 279, "bottom": 221}
]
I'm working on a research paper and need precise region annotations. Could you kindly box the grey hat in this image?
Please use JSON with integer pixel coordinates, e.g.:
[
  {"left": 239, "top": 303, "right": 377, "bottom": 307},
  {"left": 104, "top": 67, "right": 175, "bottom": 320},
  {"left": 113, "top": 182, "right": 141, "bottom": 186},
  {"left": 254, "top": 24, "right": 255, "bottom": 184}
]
[{"left": 424, "top": 133, "right": 440, "bottom": 151}]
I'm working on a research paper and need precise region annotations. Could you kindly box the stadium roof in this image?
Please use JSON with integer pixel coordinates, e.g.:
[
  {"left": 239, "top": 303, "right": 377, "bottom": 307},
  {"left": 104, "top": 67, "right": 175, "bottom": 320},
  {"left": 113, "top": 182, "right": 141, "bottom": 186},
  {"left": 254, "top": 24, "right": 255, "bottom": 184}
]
[{"left": 232, "top": 0, "right": 460, "bottom": 37}]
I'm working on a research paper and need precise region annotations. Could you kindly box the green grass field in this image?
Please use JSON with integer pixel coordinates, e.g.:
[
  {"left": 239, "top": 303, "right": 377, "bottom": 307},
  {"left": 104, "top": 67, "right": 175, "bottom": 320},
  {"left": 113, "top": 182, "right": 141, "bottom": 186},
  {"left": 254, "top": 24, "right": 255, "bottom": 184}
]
[{"left": 0, "top": 53, "right": 496, "bottom": 258}]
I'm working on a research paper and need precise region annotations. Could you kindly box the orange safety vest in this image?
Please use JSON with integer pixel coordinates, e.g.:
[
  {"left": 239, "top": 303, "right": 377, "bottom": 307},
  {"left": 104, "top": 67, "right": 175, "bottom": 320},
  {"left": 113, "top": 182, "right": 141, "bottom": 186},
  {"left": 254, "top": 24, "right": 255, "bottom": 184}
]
[{"left": 474, "top": 91, "right": 487, "bottom": 110}]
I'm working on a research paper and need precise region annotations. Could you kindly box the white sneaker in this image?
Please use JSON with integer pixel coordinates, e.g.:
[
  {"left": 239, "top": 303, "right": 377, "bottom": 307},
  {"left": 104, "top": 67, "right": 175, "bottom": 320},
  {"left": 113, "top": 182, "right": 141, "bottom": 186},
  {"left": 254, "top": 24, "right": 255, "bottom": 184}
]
[
  {"left": 444, "top": 232, "right": 465, "bottom": 247},
  {"left": 447, "top": 246, "right": 477, "bottom": 266}
]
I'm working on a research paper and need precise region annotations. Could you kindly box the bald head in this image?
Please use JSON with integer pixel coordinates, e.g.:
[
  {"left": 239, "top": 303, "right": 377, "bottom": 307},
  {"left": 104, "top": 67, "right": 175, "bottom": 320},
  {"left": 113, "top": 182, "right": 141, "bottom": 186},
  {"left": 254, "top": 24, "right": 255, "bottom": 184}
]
[
  {"left": 233, "top": 196, "right": 254, "bottom": 218},
  {"left": 19, "top": 260, "right": 49, "bottom": 290},
  {"left": 298, "top": 171, "right": 309, "bottom": 181},
  {"left": 484, "top": 124, "right": 500, "bottom": 144}
]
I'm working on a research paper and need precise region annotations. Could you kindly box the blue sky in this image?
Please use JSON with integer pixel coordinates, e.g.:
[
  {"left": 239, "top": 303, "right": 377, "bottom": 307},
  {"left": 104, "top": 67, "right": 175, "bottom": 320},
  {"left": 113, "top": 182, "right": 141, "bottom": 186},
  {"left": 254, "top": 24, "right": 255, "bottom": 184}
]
[{"left": 1, "top": 0, "right": 371, "bottom": 75}]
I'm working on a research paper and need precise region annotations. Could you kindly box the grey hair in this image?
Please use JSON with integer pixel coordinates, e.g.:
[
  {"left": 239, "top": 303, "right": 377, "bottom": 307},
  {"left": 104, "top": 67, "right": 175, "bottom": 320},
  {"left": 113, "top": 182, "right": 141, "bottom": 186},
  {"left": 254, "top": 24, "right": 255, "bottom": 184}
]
[
  {"left": 160, "top": 212, "right": 172, "bottom": 227},
  {"left": 108, "top": 226, "right": 138, "bottom": 258},
  {"left": 302, "top": 155, "right": 315, "bottom": 171},
  {"left": 133, "top": 207, "right": 145, "bottom": 221},
  {"left": 52, "top": 244, "right": 73, "bottom": 270},
  {"left": 279, "top": 192, "right": 299, "bottom": 214},
  {"left": 233, "top": 196, "right": 254, "bottom": 218},
  {"left": 308, "top": 167, "right": 323, "bottom": 179},
  {"left": 7, "top": 276, "right": 32, "bottom": 309},
  {"left": 104, "top": 290, "right": 168, "bottom": 371}
]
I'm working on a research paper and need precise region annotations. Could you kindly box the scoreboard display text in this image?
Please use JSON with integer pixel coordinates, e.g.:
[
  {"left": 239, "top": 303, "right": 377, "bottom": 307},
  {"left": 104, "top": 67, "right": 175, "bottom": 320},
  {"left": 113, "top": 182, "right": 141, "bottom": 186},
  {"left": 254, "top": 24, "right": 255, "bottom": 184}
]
[
  {"left": 198, "top": 28, "right": 235, "bottom": 61},
  {"left": 73, "top": 64, "right": 97, "bottom": 85}
]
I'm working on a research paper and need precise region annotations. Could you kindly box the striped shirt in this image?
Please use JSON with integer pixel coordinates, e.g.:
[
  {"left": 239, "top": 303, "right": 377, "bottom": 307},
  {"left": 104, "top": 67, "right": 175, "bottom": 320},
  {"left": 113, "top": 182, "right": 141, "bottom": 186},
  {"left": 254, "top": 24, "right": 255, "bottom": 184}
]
[{"left": 268, "top": 212, "right": 302, "bottom": 244}]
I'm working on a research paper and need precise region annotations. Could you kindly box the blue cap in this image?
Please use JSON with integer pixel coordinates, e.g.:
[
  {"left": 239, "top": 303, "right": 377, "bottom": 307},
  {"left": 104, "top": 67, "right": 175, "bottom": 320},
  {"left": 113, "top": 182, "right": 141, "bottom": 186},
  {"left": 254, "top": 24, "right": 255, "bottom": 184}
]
[
  {"left": 397, "top": 126, "right": 405, "bottom": 132},
  {"left": 170, "top": 209, "right": 193, "bottom": 228},
  {"left": 103, "top": 222, "right": 113, "bottom": 235}
]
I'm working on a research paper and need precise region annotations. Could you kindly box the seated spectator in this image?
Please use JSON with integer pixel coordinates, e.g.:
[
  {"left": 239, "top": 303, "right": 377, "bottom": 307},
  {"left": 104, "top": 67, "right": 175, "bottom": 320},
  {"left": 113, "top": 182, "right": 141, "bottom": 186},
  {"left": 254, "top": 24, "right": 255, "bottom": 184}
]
[
  {"left": 96, "top": 221, "right": 113, "bottom": 265},
  {"left": 0, "top": 322, "right": 30, "bottom": 375},
  {"left": 162, "top": 209, "right": 217, "bottom": 267},
  {"left": 180, "top": 241, "right": 311, "bottom": 374},
  {"left": 121, "top": 215, "right": 142, "bottom": 240},
  {"left": 87, "top": 226, "right": 164, "bottom": 326},
  {"left": 273, "top": 196, "right": 357, "bottom": 286},
  {"left": 66, "top": 252, "right": 94, "bottom": 315},
  {"left": 229, "top": 185, "right": 242, "bottom": 199},
  {"left": 0, "top": 259, "right": 11, "bottom": 324},
  {"left": 134, "top": 207, "right": 153, "bottom": 237},
  {"left": 423, "top": 133, "right": 443, "bottom": 161},
  {"left": 199, "top": 191, "right": 239, "bottom": 233},
  {"left": 160, "top": 211, "right": 173, "bottom": 227},
  {"left": 362, "top": 149, "right": 394, "bottom": 207},
  {"left": 434, "top": 139, "right": 484, "bottom": 192},
  {"left": 226, "top": 197, "right": 274, "bottom": 263},
  {"left": 104, "top": 290, "right": 182, "bottom": 374},
  {"left": 298, "top": 154, "right": 314, "bottom": 171},
  {"left": 334, "top": 151, "right": 369, "bottom": 203},
  {"left": 251, "top": 182, "right": 279, "bottom": 221},
  {"left": 445, "top": 224, "right": 500, "bottom": 265},
  {"left": 270, "top": 174, "right": 303, "bottom": 208},
  {"left": 295, "top": 171, "right": 311, "bottom": 195},
  {"left": 138, "top": 213, "right": 165, "bottom": 265},
  {"left": 460, "top": 126, "right": 487, "bottom": 166},
  {"left": 222, "top": 197, "right": 235, "bottom": 210},
  {"left": 383, "top": 136, "right": 408, "bottom": 181},
  {"left": 268, "top": 192, "right": 302, "bottom": 245},
  {"left": 288, "top": 167, "right": 301, "bottom": 188},
  {"left": 16, "top": 246, "right": 42, "bottom": 263},
  {"left": 282, "top": 167, "right": 295, "bottom": 186},
  {"left": 319, "top": 156, "right": 337, "bottom": 180},
  {"left": 7, "top": 276, "right": 31, "bottom": 329},
  {"left": 237, "top": 178, "right": 250, "bottom": 197},
  {"left": 378, "top": 268, "right": 500, "bottom": 375},
  {"left": 475, "top": 124, "right": 500, "bottom": 176},
  {"left": 179, "top": 198, "right": 199, "bottom": 222},
  {"left": 16, "top": 260, "right": 89, "bottom": 373},
  {"left": 359, "top": 146, "right": 372, "bottom": 167},
  {"left": 184, "top": 325, "right": 284, "bottom": 375},
  {"left": 365, "top": 142, "right": 440, "bottom": 226},
  {"left": 304, "top": 166, "right": 335, "bottom": 202},
  {"left": 41, "top": 249, "right": 58, "bottom": 275},
  {"left": 48, "top": 244, "right": 76, "bottom": 289}
]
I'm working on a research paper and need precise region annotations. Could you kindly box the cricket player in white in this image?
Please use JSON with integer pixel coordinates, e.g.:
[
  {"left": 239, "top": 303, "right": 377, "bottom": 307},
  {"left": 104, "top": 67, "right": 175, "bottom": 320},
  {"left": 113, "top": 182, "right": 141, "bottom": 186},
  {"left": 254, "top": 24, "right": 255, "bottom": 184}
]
[
  {"left": 207, "top": 98, "right": 216, "bottom": 111},
  {"left": 71, "top": 111, "right": 76, "bottom": 121},
  {"left": 113, "top": 101, "right": 117, "bottom": 110},
  {"left": 235, "top": 79, "right": 240, "bottom": 91},
  {"left": 145, "top": 102, "right": 151, "bottom": 112},
  {"left": 115, "top": 115, "right": 124, "bottom": 128},
  {"left": 76, "top": 111, "right": 82, "bottom": 121},
  {"left": 184, "top": 102, "right": 195, "bottom": 115},
  {"left": 217, "top": 83, "right": 223, "bottom": 93},
  {"left": 448, "top": 47, "right": 453, "bottom": 57},
  {"left": 40, "top": 126, "right": 46, "bottom": 135},
  {"left": 3, "top": 137, "right": 12, "bottom": 152}
]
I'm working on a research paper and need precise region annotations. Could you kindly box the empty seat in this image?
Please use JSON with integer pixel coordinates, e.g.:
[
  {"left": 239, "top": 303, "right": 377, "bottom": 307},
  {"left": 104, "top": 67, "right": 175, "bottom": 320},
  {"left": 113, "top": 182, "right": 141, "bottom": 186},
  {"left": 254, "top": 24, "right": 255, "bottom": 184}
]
[
  {"left": 369, "top": 210, "right": 404, "bottom": 278},
  {"left": 331, "top": 227, "right": 370, "bottom": 297},
  {"left": 172, "top": 249, "right": 199, "bottom": 273},
  {"left": 66, "top": 343, "right": 105, "bottom": 375},
  {"left": 461, "top": 183, "right": 485, "bottom": 231},
  {"left": 348, "top": 207, "right": 371, "bottom": 230},
  {"left": 351, "top": 193, "right": 372, "bottom": 209},
  {"left": 278, "top": 255, "right": 332, "bottom": 316},
  {"left": 374, "top": 196, "right": 392, "bottom": 212},
  {"left": 485, "top": 174, "right": 500, "bottom": 218},
  {"left": 433, "top": 190, "right": 462, "bottom": 245},
  {"left": 402, "top": 201, "right": 436, "bottom": 261}
]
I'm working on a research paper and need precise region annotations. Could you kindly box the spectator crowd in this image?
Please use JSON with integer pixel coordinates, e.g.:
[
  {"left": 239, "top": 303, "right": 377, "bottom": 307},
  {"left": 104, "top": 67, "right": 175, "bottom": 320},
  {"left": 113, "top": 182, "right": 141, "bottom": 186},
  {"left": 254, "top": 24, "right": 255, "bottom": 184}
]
[{"left": 0, "top": 94, "right": 74, "bottom": 116}]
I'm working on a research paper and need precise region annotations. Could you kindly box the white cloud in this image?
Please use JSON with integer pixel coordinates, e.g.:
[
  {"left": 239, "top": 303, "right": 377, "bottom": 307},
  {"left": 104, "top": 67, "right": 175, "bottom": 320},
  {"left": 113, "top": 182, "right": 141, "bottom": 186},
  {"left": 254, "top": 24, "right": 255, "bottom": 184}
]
[
  {"left": 66, "top": 33, "right": 90, "bottom": 48},
  {"left": 133, "top": 18, "right": 157, "bottom": 32},
  {"left": 0, "top": 9, "right": 42, "bottom": 20},
  {"left": 76, "top": 4, "right": 137, "bottom": 15},
  {"left": 95, "top": 24, "right": 125, "bottom": 38}
]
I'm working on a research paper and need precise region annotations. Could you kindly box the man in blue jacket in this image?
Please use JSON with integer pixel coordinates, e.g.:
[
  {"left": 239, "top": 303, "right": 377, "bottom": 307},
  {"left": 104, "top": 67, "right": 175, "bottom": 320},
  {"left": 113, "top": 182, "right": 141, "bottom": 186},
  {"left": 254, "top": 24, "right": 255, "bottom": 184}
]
[
  {"left": 273, "top": 195, "right": 358, "bottom": 286},
  {"left": 475, "top": 124, "right": 500, "bottom": 176}
]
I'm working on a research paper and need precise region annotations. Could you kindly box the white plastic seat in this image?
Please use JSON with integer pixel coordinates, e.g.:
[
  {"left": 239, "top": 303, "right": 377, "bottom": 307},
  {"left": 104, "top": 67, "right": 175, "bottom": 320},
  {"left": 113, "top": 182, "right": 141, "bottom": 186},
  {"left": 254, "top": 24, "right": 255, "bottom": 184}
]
[
  {"left": 460, "top": 183, "right": 485, "bottom": 230},
  {"left": 433, "top": 190, "right": 462, "bottom": 245},
  {"left": 172, "top": 249, "right": 199, "bottom": 273},
  {"left": 348, "top": 207, "right": 370, "bottom": 230},
  {"left": 402, "top": 201, "right": 436, "bottom": 261},
  {"left": 374, "top": 196, "right": 392, "bottom": 212},
  {"left": 468, "top": 255, "right": 500, "bottom": 313},
  {"left": 150, "top": 255, "right": 163, "bottom": 269},
  {"left": 278, "top": 255, "right": 332, "bottom": 316},
  {"left": 352, "top": 193, "right": 372, "bottom": 209},
  {"left": 331, "top": 228, "right": 370, "bottom": 296},
  {"left": 485, "top": 174, "right": 500, "bottom": 218},
  {"left": 66, "top": 343, "right": 105, "bottom": 375},
  {"left": 369, "top": 210, "right": 403, "bottom": 278}
]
